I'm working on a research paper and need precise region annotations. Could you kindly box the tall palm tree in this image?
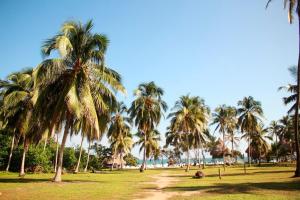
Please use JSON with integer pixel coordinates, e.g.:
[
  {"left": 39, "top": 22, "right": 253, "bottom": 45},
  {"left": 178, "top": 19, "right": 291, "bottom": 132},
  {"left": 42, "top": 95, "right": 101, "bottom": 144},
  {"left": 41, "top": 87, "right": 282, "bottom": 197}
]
[
  {"left": 129, "top": 82, "right": 167, "bottom": 172},
  {"left": 212, "top": 105, "right": 237, "bottom": 167},
  {"left": 252, "top": 123, "right": 271, "bottom": 166},
  {"left": 269, "top": 120, "right": 281, "bottom": 162},
  {"left": 0, "top": 69, "right": 34, "bottom": 175},
  {"left": 266, "top": 0, "right": 300, "bottom": 177},
  {"left": 167, "top": 95, "right": 208, "bottom": 172},
  {"left": 108, "top": 102, "right": 133, "bottom": 170},
  {"left": 237, "top": 96, "right": 263, "bottom": 167},
  {"left": 135, "top": 129, "right": 161, "bottom": 169},
  {"left": 33, "top": 20, "right": 125, "bottom": 182}
]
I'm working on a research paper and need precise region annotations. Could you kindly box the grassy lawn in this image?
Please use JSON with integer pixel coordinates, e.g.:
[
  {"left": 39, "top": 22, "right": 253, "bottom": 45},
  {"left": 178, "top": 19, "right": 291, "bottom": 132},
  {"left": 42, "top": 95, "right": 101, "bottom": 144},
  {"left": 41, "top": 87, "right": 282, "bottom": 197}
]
[
  {"left": 0, "top": 166, "right": 299, "bottom": 200},
  {"left": 165, "top": 166, "right": 300, "bottom": 200},
  {"left": 0, "top": 170, "right": 160, "bottom": 200}
]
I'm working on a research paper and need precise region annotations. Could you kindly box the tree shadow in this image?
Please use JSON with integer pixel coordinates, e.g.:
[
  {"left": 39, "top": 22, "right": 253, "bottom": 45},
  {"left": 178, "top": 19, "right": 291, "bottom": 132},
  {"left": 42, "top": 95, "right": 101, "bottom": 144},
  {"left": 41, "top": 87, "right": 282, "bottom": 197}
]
[{"left": 164, "top": 180, "right": 300, "bottom": 194}]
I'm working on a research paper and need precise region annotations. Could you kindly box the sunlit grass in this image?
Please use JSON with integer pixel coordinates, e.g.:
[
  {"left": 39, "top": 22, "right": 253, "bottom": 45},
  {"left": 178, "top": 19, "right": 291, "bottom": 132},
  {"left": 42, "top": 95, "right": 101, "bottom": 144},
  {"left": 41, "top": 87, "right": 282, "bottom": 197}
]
[{"left": 0, "top": 166, "right": 299, "bottom": 200}]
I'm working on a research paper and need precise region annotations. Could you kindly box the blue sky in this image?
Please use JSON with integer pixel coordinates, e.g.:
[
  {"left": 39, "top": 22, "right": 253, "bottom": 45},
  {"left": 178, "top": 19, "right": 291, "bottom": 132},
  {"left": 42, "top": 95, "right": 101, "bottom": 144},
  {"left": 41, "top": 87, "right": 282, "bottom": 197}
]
[{"left": 0, "top": 0, "right": 297, "bottom": 158}]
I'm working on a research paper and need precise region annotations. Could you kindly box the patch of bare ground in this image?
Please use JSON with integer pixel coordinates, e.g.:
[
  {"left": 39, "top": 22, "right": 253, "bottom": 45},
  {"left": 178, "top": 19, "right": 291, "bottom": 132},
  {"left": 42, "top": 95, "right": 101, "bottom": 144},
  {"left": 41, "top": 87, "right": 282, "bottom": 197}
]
[{"left": 134, "top": 172, "right": 200, "bottom": 200}]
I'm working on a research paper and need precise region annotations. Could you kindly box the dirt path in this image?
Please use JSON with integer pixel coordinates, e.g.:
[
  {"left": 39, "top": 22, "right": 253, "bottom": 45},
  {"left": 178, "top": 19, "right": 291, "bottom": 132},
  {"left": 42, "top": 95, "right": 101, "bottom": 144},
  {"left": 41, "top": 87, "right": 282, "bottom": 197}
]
[{"left": 134, "top": 172, "right": 199, "bottom": 200}]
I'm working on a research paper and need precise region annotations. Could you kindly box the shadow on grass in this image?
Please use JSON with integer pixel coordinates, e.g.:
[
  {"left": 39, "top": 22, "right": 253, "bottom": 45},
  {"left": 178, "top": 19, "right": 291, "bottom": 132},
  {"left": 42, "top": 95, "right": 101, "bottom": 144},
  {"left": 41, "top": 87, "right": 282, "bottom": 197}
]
[{"left": 164, "top": 180, "right": 300, "bottom": 194}]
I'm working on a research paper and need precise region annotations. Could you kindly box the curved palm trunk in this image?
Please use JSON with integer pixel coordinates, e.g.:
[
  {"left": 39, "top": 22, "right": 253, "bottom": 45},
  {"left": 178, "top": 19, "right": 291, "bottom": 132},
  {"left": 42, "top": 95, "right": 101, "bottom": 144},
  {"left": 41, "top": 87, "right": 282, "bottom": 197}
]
[
  {"left": 75, "top": 136, "right": 84, "bottom": 173},
  {"left": 294, "top": 4, "right": 300, "bottom": 177},
  {"left": 19, "top": 138, "right": 28, "bottom": 177},
  {"left": 198, "top": 148, "right": 201, "bottom": 168},
  {"left": 84, "top": 142, "right": 91, "bottom": 172},
  {"left": 53, "top": 121, "right": 69, "bottom": 182},
  {"left": 54, "top": 133, "right": 59, "bottom": 173},
  {"left": 6, "top": 134, "right": 15, "bottom": 172}
]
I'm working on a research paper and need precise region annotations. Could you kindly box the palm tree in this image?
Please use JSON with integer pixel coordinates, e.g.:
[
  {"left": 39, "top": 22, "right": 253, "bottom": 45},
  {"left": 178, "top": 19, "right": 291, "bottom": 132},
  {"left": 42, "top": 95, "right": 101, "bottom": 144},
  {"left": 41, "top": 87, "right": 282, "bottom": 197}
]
[
  {"left": 33, "top": 20, "right": 125, "bottom": 182},
  {"left": 237, "top": 96, "right": 263, "bottom": 167},
  {"left": 0, "top": 69, "right": 34, "bottom": 175},
  {"left": 252, "top": 123, "right": 271, "bottom": 166},
  {"left": 129, "top": 82, "right": 167, "bottom": 172},
  {"left": 167, "top": 95, "right": 208, "bottom": 172},
  {"left": 266, "top": 0, "right": 300, "bottom": 177},
  {"left": 108, "top": 102, "right": 133, "bottom": 170},
  {"left": 135, "top": 129, "right": 161, "bottom": 169},
  {"left": 212, "top": 105, "right": 237, "bottom": 167},
  {"left": 269, "top": 120, "right": 281, "bottom": 162},
  {"left": 84, "top": 141, "right": 92, "bottom": 172}
]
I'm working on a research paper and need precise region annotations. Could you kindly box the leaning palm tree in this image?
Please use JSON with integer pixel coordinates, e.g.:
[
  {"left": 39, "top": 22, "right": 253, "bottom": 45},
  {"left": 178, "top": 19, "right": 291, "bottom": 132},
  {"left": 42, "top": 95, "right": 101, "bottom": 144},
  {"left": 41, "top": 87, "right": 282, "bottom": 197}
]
[
  {"left": 167, "top": 95, "right": 208, "bottom": 172},
  {"left": 129, "top": 82, "right": 167, "bottom": 172},
  {"left": 237, "top": 96, "right": 263, "bottom": 167},
  {"left": 0, "top": 69, "right": 34, "bottom": 175},
  {"left": 32, "top": 20, "right": 125, "bottom": 182},
  {"left": 266, "top": 0, "right": 300, "bottom": 177}
]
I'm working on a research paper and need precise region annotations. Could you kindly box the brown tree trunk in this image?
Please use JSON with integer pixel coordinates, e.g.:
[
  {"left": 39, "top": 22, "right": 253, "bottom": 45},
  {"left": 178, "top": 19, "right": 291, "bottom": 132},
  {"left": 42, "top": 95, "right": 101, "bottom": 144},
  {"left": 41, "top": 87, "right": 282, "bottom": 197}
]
[
  {"left": 223, "top": 132, "right": 226, "bottom": 170},
  {"left": 54, "top": 133, "right": 59, "bottom": 173},
  {"left": 84, "top": 142, "right": 91, "bottom": 172},
  {"left": 19, "top": 138, "right": 28, "bottom": 177},
  {"left": 294, "top": 3, "right": 300, "bottom": 177},
  {"left": 6, "top": 134, "right": 15, "bottom": 172},
  {"left": 185, "top": 147, "right": 190, "bottom": 172},
  {"left": 120, "top": 152, "right": 124, "bottom": 170},
  {"left": 248, "top": 137, "right": 251, "bottom": 167},
  {"left": 140, "top": 132, "right": 147, "bottom": 172},
  {"left": 53, "top": 121, "right": 69, "bottom": 182},
  {"left": 111, "top": 155, "right": 115, "bottom": 171},
  {"left": 75, "top": 136, "right": 84, "bottom": 173}
]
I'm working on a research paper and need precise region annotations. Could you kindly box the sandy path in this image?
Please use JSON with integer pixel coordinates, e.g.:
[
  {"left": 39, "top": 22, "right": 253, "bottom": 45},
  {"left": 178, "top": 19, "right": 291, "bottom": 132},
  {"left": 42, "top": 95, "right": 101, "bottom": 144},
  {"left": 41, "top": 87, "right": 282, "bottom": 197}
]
[{"left": 134, "top": 172, "right": 199, "bottom": 200}]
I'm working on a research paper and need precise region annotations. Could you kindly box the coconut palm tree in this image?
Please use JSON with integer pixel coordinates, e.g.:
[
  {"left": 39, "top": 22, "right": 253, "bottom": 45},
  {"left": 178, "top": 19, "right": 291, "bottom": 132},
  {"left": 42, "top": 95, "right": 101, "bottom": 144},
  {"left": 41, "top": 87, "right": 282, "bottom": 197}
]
[
  {"left": 237, "top": 96, "right": 263, "bottom": 167},
  {"left": 0, "top": 69, "right": 34, "bottom": 175},
  {"left": 129, "top": 82, "right": 167, "bottom": 172},
  {"left": 212, "top": 105, "right": 237, "bottom": 167},
  {"left": 167, "top": 95, "right": 208, "bottom": 172},
  {"left": 266, "top": 0, "right": 300, "bottom": 177},
  {"left": 108, "top": 102, "right": 133, "bottom": 170},
  {"left": 135, "top": 129, "right": 161, "bottom": 169},
  {"left": 269, "top": 120, "right": 281, "bottom": 162},
  {"left": 252, "top": 123, "right": 271, "bottom": 166},
  {"left": 32, "top": 20, "right": 125, "bottom": 182}
]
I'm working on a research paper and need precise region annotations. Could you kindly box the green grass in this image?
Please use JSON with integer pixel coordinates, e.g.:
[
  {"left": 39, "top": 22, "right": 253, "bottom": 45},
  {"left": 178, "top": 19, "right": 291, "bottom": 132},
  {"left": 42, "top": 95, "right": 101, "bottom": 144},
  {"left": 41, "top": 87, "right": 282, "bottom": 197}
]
[
  {"left": 0, "top": 166, "right": 299, "bottom": 200},
  {"left": 165, "top": 166, "right": 300, "bottom": 200}
]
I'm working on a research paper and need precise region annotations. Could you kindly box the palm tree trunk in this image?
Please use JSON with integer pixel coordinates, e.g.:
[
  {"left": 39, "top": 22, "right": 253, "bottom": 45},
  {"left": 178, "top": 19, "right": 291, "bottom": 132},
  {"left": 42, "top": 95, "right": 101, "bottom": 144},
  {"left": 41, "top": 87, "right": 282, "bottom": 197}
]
[
  {"left": 248, "top": 137, "right": 251, "bottom": 167},
  {"left": 54, "top": 133, "right": 59, "bottom": 173},
  {"left": 120, "top": 152, "right": 124, "bottom": 170},
  {"left": 223, "top": 132, "right": 226, "bottom": 170},
  {"left": 276, "top": 135, "right": 279, "bottom": 163},
  {"left": 259, "top": 149, "right": 261, "bottom": 166},
  {"left": 111, "top": 155, "right": 115, "bottom": 171},
  {"left": 75, "top": 136, "right": 84, "bottom": 173},
  {"left": 19, "top": 138, "right": 28, "bottom": 177},
  {"left": 43, "top": 135, "right": 48, "bottom": 152},
  {"left": 6, "top": 134, "right": 15, "bottom": 172},
  {"left": 141, "top": 133, "right": 146, "bottom": 172},
  {"left": 202, "top": 148, "right": 206, "bottom": 169},
  {"left": 53, "top": 121, "right": 69, "bottom": 182},
  {"left": 198, "top": 148, "right": 201, "bottom": 168},
  {"left": 186, "top": 147, "right": 190, "bottom": 172},
  {"left": 294, "top": 3, "right": 300, "bottom": 177},
  {"left": 84, "top": 142, "right": 91, "bottom": 172}
]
